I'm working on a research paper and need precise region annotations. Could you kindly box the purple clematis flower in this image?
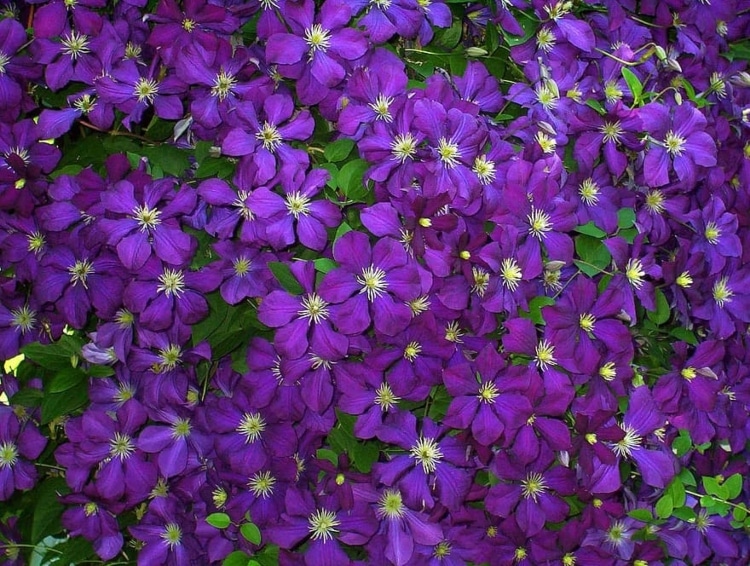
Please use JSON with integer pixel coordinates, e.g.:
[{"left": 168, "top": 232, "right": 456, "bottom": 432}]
[
  {"left": 0, "top": 405, "right": 47, "bottom": 500},
  {"left": 640, "top": 102, "right": 717, "bottom": 187},
  {"left": 61, "top": 486, "right": 124, "bottom": 561},
  {"left": 686, "top": 196, "right": 741, "bottom": 275},
  {"left": 265, "top": 0, "right": 368, "bottom": 105},
  {"left": 442, "top": 343, "right": 533, "bottom": 447},
  {"left": 98, "top": 178, "right": 197, "bottom": 271},
  {"left": 374, "top": 411, "right": 474, "bottom": 511},
  {"left": 349, "top": 0, "right": 423, "bottom": 44},
  {"left": 320, "top": 231, "right": 421, "bottom": 337},
  {"left": 258, "top": 260, "right": 348, "bottom": 360},
  {"left": 486, "top": 445, "right": 575, "bottom": 537}
]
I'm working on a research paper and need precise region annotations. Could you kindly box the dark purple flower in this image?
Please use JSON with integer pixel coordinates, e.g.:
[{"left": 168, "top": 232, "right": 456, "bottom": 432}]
[
  {"left": 349, "top": 0, "right": 423, "bottom": 44},
  {"left": 320, "top": 231, "right": 421, "bottom": 336},
  {"left": 0, "top": 405, "right": 47, "bottom": 500},
  {"left": 61, "top": 486, "right": 124, "bottom": 561},
  {"left": 640, "top": 102, "right": 717, "bottom": 187},
  {"left": 98, "top": 178, "right": 197, "bottom": 270}
]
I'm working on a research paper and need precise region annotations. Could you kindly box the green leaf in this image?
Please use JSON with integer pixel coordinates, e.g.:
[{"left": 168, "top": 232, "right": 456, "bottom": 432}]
[
  {"left": 30, "top": 477, "right": 68, "bottom": 543},
  {"left": 337, "top": 159, "right": 371, "bottom": 202},
  {"left": 667, "top": 478, "right": 686, "bottom": 508},
  {"left": 314, "top": 258, "right": 338, "bottom": 274},
  {"left": 318, "top": 162, "right": 339, "bottom": 188},
  {"left": 41, "top": 386, "right": 89, "bottom": 424},
  {"left": 254, "top": 544, "right": 280, "bottom": 566},
  {"left": 85, "top": 364, "right": 116, "bottom": 378},
  {"left": 724, "top": 474, "right": 742, "bottom": 500},
  {"left": 519, "top": 295, "right": 556, "bottom": 325},
  {"left": 655, "top": 494, "right": 673, "bottom": 519},
  {"left": 140, "top": 145, "right": 191, "bottom": 177},
  {"left": 627, "top": 509, "right": 653, "bottom": 522},
  {"left": 316, "top": 448, "right": 339, "bottom": 466},
  {"left": 703, "top": 476, "right": 728, "bottom": 499},
  {"left": 733, "top": 504, "right": 748, "bottom": 522},
  {"left": 268, "top": 262, "right": 305, "bottom": 295},
  {"left": 334, "top": 222, "right": 352, "bottom": 242},
  {"left": 434, "top": 18, "right": 463, "bottom": 49},
  {"left": 324, "top": 139, "right": 355, "bottom": 163},
  {"left": 21, "top": 336, "right": 83, "bottom": 370},
  {"left": 240, "top": 522, "right": 262, "bottom": 545},
  {"left": 574, "top": 234, "right": 612, "bottom": 276},
  {"left": 678, "top": 467, "right": 697, "bottom": 487},
  {"left": 646, "top": 289, "right": 670, "bottom": 325},
  {"left": 48, "top": 536, "right": 95, "bottom": 565},
  {"left": 48, "top": 367, "right": 87, "bottom": 393},
  {"left": 672, "top": 506, "right": 697, "bottom": 521},
  {"left": 206, "top": 513, "right": 231, "bottom": 529},
  {"left": 223, "top": 551, "right": 252, "bottom": 566},
  {"left": 672, "top": 430, "right": 692, "bottom": 457},
  {"left": 621, "top": 68, "right": 643, "bottom": 103},
  {"left": 671, "top": 327, "right": 698, "bottom": 345},
  {"left": 617, "top": 208, "right": 636, "bottom": 229},
  {"left": 585, "top": 99, "right": 605, "bottom": 115},
  {"left": 574, "top": 221, "right": 607, "bottom": 238}
]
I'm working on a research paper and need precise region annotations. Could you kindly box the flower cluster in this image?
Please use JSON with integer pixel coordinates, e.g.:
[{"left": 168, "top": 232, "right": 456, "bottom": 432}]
[{"left": 1, "top": 0, "right": 750, "bottom": 564}]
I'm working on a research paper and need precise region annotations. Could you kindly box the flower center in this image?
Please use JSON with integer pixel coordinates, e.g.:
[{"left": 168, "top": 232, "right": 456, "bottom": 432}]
[
  {"left": 579, "top": 312, "right": 596, "bottom": 332},
  {"left": 285, "top": 191, "right": 312, "bottom": 219},
  {"left": 0, "top": 441, "right": 18, "bottom": 469},
  {"left": 299, "top": 293, "right": 330, "bottom": 324},
  {"left": 676, "top": 271, "right": 693, "bottom": 288},
  {"left": 535, "top": 340, "right": 557, "bottom": 370},
  {"left": 403, "top": 341, "right": 422, "bottom": 362},
  {"left": 160, "top": 523, "right": 182, "bottom": 550},
  {"left": 473, "top": 155, "right": 496, "bottom": 184},
  {"left": 308, "top": 509, "right": 341, "bottom": 542},
  {"left": 437, "top": 137, "right": 461, "bottom": 168},
  {"left": 0, "top": 52, "right": 9, "bottom": 74},
  {"left": 664, "top": 130, "right": 686, "bottom": 156},
  {"left": 73, "top": 94, "right": 96, "bottom": 114},
  {"left": 680, "top": 366, "right": 697, "bottom": 381},
  {"left": 357, "top": 264, "right": 388, "bottom": 301},
  {"left": 248, "top": 470, "right": 276, "bottom": 498},
  {"left": 408, "top": 295, "right": 430, "bottom": 316},
  {"left": 256, "top": 121, "right": 283, "bottom": 152},
  {"left": 521, "top": 471, "right": 548, "bottom": 501},
  {"left": 612, "top": 425, "right": 642, "bottom": 458},
  {"left": 84, "top": 502, "right": 98, "bottom": 516},
  {"left": 171, "top": 418, "right": 191, "bottom": 439},
  {"left": 578, "top": 178, "right": 600, "bottom": 205},
  {"left": 514, "top": 548, "right": 528, "bottom": 562},
  {"left": 709, "top": 72, "right": 726, "bottom": 98},
  {"left": 304, "top": 24, "right": 331, "bottom": 54},
  {"left": 233, "top": 256, "right": 252, "bottom": 277},
  {"left": 477, "top": 381, "right": 500, "bottom": 404},
  {"left": 68, "top": 259, "right": 95, "bottom": 288},
  {"left": 133, "top": 77, "right": 159, "bottom": 104},
  {"left": 644, "top": 190, "right": 665, "bottom": 214},
  {"left": 132, "top": 203, "right": 162, "bottom": 231},
  {"left": 606, "top": 520, "right": 629, "bottom": 547},
  {"left": 212, "top": 486, "right": 227, "bottom": 508},
  {"left": 109, "top": 432, "right": 135, "bottom": 461},
  {"left": 10, "top": 305, "right": 36, "bottom": 334},
  {"left": 369, "top": 93, "right": 394, "bottom": 122},
  {"left": 211, "top": 70, "right": 237, "bottom": 100},
  {"left": 410, "top": 436, "right": 443, "bottom": 473},
  {"left": 704, "top": 221, "right": 721, "bottom": 244},
  {"left": 535, "top": 83, "right": 559, "bottom": 110},
  {"left": 237, "top": 412, "right": 266, "bottom": 443},
  {"left": 625, "top": 258, "right": 645, "bottom": 289},
  {"left": 233, "top": 191, "right": 255, "bottom": 221},
  {"left": 157, "top": 269, "right": 186, "bottom": 297},
  {"left": 599, "top": 362, "right": 617, "bottom": 381},
  {"left": 712, "top": 277, "right": 733, "bottom": 308},
  {"left": 391, "top": 132, "right": 418, "bottom": 163},
  {"left": 536, "top": 27, "right": 556, "bottom": 52},
  {"left": 125, "top": 42, "right": 142, "bottom": 60},
  {"left": 433, "top": 541, "right": 451, "bottom": 559},
  {"left": 527, "top": 207, "right": 552, "bottom": 239},
  {"left": 374, "top": 383, "right": 400, "bottom": 411},
  {"left": 370, "top": 0, "right": 392, "bottom": 8},
  {"left": 60, "top": 30, "right": 90, "bottom": 60},
  {"left": 377, "top": 489, "right": 405, "bottom": 519},
  {"left": 116, "top": 309, "right": 134, "bottom": 328},
  {"left": 157, "top": 344, "right": 182, "bottom": 371},
  {"left": 114, "top": 383, "right": 135, "bottom": 404},
  {"left": 535, "top": 132, "right": 557, "bottom": 154},
  {"left": 600, "top": 121, "right": 623, "bottom": 144},
  {"left": 544, "top": 0, "right": 572, "bottom": 20},
  {"left": 604, "top": 80, "right": 623, "bottom": 103},
  {"left": 181, "top": 18, "right": 196, "bottom": 32},
  {"left": 472, "top": 266, "right": 490, "bottom": 296},
  {"left": 445, "top": 321, "right": 464, "bottom": 343},
  {"left": 500, "top": 258, "right": 523, "bottom": 291},
  {"left": 6, "top": 146, "right": 30, "bottom": 165}
]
